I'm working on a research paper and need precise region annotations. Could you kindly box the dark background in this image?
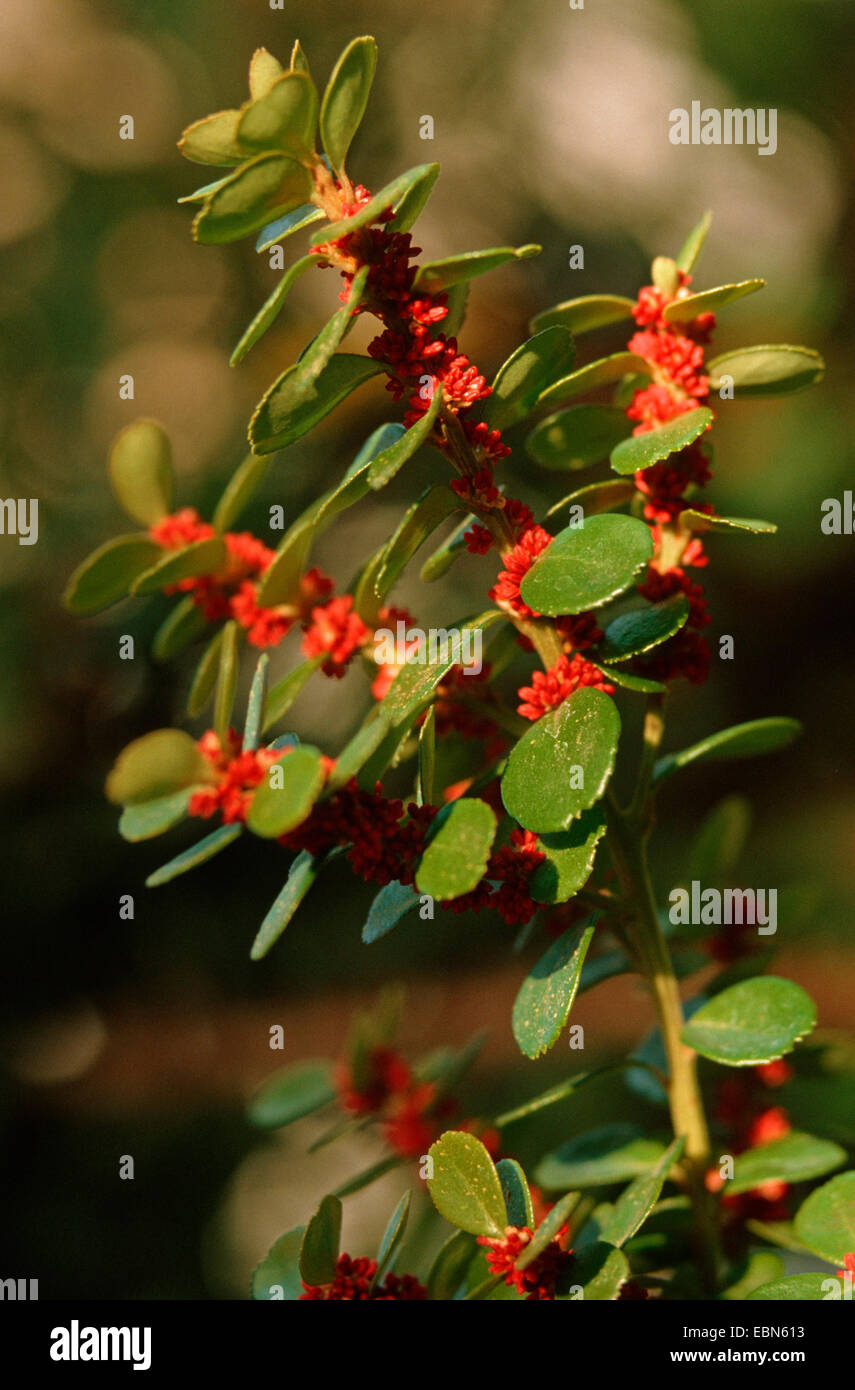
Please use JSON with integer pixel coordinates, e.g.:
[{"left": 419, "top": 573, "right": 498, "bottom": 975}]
[{"left": 0, "top": 0, "right": 852, "bottom": 1296}]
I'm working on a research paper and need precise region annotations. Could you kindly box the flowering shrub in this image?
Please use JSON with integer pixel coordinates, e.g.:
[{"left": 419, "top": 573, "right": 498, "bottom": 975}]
[{"left": 64, "top": 37, "right": 855, "bottom": 1302}]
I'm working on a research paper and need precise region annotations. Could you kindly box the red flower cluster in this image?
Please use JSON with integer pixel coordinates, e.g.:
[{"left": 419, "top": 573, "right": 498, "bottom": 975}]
[
  {"left": 444, "top": 828, "right": 546, "bottom": 926},
  {"left": 490, "top": 525, "right": 553, "bottom": 620},
  {"left": 477, "top": 1225, "right": 572, "bottom": 1300},
  {"left": 301, "top": 594, "right": 369, "bottom": 677},
  {"left": 281, "top": 778, "right": 436, "bottom": 887},
  {"left": 517, "top": 654, "right": 615, "bottom": 721},
  {"left": 836, "top": 1253, "right": 855, "bottom": 1282},
  {"left": 188, "top": 729, "right": 286, "bottom": 823},
  {"left": 300, "top": 1252, "right": 426, "bottom": 1300}
]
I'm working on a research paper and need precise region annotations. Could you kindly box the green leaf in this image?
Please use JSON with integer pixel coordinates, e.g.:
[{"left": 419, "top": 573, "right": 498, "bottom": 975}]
[
  {"left": 319, "top": 166, "right": 440, "bottom": 244},
  {"left": 416, "top": 799, "right": 497, "bottom": 900},
  {"left": 688, "top": 796, "right": 752, "bottom": 884},
  {"left": 598, "top": 595, "right": 690, "bottom": 663},
  {"left": 362, "top": 881, "right": 421, "bottom": 944},
  {"left": 105, "top": 729, "right": 212, "bottom": 806},
  {"left": 496, "top": 1159, "right": 534, "bottom": 1228},
  {"left": 484, "top": 327, "right": 576, "bottom": 432},
  {"left": 146, "top": 823, "right": 242, "bottom": 887},
  {"left": 243, "top": 654, "right": 269, "bottom": 752},
  {"left": 663, "top": 279, "right": 765, "bottom": 323},
  {"left": 333, "top": 1155, "right": 402, "bottom": 1198},
  {"left": 230, "top": 253, "right": 324, "bottom": 365},
  {"left": 708, "top": 344, "right": 825, "bottom": 397},
  {"left": 214, "top": 619, "right": 241, "bottom": 741},
  {"left": 654, "top": 717, "right": 802, "bottom": 784},
  {"left": 177, "top": 175, "right": 233, "bottom": 205},
  {"left": 255, "top": 203, "right": 325, "bottom": 252},
  {"left": 719, "top": 1251, "right": 785, "bottom": 1301},
  {"left": 249, "top": 47, "right": 285, "bottom": 100},
  {"left": 193, "top": 153, "right": 314, "bottom": 245},
  {"left": 118, "top": 788, "right": 193, "bottom": 842},
  {"left": 187, "top": 629, "right": 224, "bottom": 718},
  {"left": 368, "top": 385, "right": 443, "bottom": 489},
  {"left": 426, "top": 1230, "right": 478, "bottom": 1300},
  {"left": 681, "top": 977, "right": 817, "bottom": 1066},
  {"left": 536, "top": 1124, "right": 667, "bottom": 1190},
  {"left": 387, "top": 162, "right": 440, "bottom": 233},
  {"left": 599, "top": 1137, "right": 686, "bottom": 1247},
  {"left": 249, "top": 353, "right": 386, "bottom": 454},
  {"left": 152, "top": 596, "right": 207, "bottom": 661},
  {"left": 519, "top": 513, "right": 654, "bottom": 616},
  {"left": 512, "top": 921, "right": 596, "bottom": 1059},
  {"left": 530, "top": 806, "right": 607, "bottom": 904},
  {"left": 501, "top": 687, "right": 621, "bottom": 834},
  {"left": 419, "top": 513, "right": 475, "bottom": 582},
  {"left": 212, "top": 453, "right": 270, "bottom": 533},
  {"left": 251, "top": 1227, "right": 305, "bottom": 1301},
  {"left": 246, "top": 746, "right": 325, "bottom": 838},
  {"left": 178, "top": 109, "right": 246, "bottom": 166},
  {"left": 414, "top": 244, "right": 540, "bottom": 296},
  {"left": 544, "top": 478, "right": 636, "bottom": 522},
  {"left": 531, "top": 295, "right": 636, "bottom": 336},
  {"left": 300, "top": 1195, "right": 342, "bottom": 1286},
  {"left": 610, "top": 407, "right": 713, "bottom": 475},
  {"left": 426, "top": 1131, "right": 507, "bottom": 1237},
  {"left": 417, "top": 705, "right": 435, "bottom": 807},
  {"left": 536, "top": 352, "right": 650, "bottom": 410},
  {"left": 263, "top": 656, "right": 325, "bottom": 733},
  {"left": 372, "top": 1191, "right": 411, "bottom": 1287},
  {"left": 557, "top": 1242, "right": 629, "bottom": 1300},
  {"left": 678, "top": 509, "right": 777, "bottom": 535},
  {"left": 675, "top": 210, "right": 712, "bottom": 273},
  {"left": 747, "top": 1273, "right": 844, "bottom": 1301},
  {"left": 250, "top": 850, "right": 322, "bottom": 960},
  {"left": 588, "top": 662, "right": 665, "bottom": 694},
  {"left": 248, "top": 1060, "right": 335, "bottom": 1129},
  {"left": 794, "top": 1171, "right": 855, "bottom": 1265},
  {"left": 131, "top": 536, "right": 227, "bottom": 596},
  {"left": 526, "top": 404, "right": 631, "bottom": 471},
  {"left": 326, "top": 711, "right": 394, "bottom": 791},
  {"left": 108, "top": 418, "right": 174, "bottom": 525},
  {"left": 238, "top": 71, "right": 318, "bottom": 155},
  {"left": 517, "top": 1193, "right": 580, "bottom": 1270},
  {"left": 379, "top": 610, "right": 503, "bottom": 723},
  {"left": 375, "top": 485, "right": 460, "bottom": 597},
  {"left": 496, "top": 1066, "right": 616, "bottom": 1128},
  {"left": 319, "top": 36, "right": 377, "bottom": 173},
  {"left": 63, "top": 535, "right": 162, "bottom": 615},
  {"left": 290, "top": 40, "right": 310, "bottom": 75},
  {"left": 727, "top": 1133, "right": 844, "bottom": 1196}
]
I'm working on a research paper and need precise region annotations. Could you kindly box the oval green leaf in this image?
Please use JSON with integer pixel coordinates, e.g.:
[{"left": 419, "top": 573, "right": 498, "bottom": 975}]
[
  {"left": 512, "top": 920, "right": 595, "bottom": 1059},
  {"left": 319, "top": 36, "right": 377, "bottom": 173},
  {"left": 708, "top": 344, "right": 825, "bottom": 397},
  {"left": 520, "top": 513, "right": 653, "bottom": 618},
  {"left": 526, "top": 404, "right": 632, "bottom": 471},
  {"left": 531, "top": 295, "right": 636, "bottom": 336},
  {"left": 610, "top": 407, "right": 712, "bottom": 476},
  {"left": 246, "top": 746, "right": 325, "bottom": 838},
  {"left": 108, "top": 418, "right": 174, "bottom": 525},
  {"left": 193, "top": 153, "right": 313, "bottom": 245},
  {"left": 415, "top": 799, "right": 497, "bottom": 901},
  {"left": 63, "top": 534, "right": 162, "bottom": 615},
  {"left": 728, "top": 1132, "right": 845, "bottom": 1196},
  {"left": 105, "top": 729, "right": 212, "bottom": 806},
  {"left": 681, "top": 976, "right": 817, "bottom": 1066},
  {"left": 426, "top": 1131, "right": 507, "bottom": 1238},
  {"left": 794, "top": 1172, "right": 855, "bottom": 1265},
  {"left": 501, "top": 687, "right": 620, "bottom": 834}
]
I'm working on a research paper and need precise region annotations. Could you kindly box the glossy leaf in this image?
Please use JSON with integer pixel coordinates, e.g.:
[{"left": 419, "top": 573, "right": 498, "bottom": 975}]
[
  {"left": 375, "top": 485, "right": 460, "bottom": 597},
  {"left": 681, "top": 977, "right": 817, "bottom": 1066},
  {"left": 537, "top": 352, "right": 650, "bottom": 410},
  {"left": 519, "top": 513, "right": 654, "bottom": 616},
  {"left": 300, "top": 1195, "right": 342, "bottom": 1286},
  {"left": 380, "top": 611, "right": 503, "bottom": 723},
  {"left": 654, "top": 717, "right": 802, "bottom": 784},
  {"left": 663, "top": 278, "right": 765, "bottom": 323},
  {"left": 238, "top": 71, "right": 318, "bottom": 155},
  {"left": 250, "top": 850, "right": 322, "bottom": 960},
  {"left": 708, "top": 344, "right": 825, "bottom": 396},
  {"left": 728, "top": 1133, "right": 844, "bottom": 1196},
  {"left": 247, "top": 746, "right": 325, "bottom": 838},
  {"left": 118, "top": 789, "right": 193, "bottom": 842},
  {"left": 146, "top": 823, "right": 242, "bottom": 888},
  {"left": 483, "top": 327, "right": 576, "bottom": 432},
  {"left": 319, "top": 36, "right": 377, "bottom": 173},
  {"left": 212, "top": 452, "right": 270, "bottom": 533},
  {"left": 530, "top": 806, "right": 607, "bottom": 904},
  {"left": 426, "top": 1131, "right": 507, "bottom": 1237},
  {"left": 248, "top": 1059, "right": 335, "bottom": 1129},
  {"left": 416, "top": 799, "right": 497, "bottom": 900},
  {"left": 108, "top": 418, "right": 174, "bottom": 525},
  {"left": 610, "top": 407, "right": 713, "bottom": 475},
  {"left": 794, "top": 1172, "right": 855, "bottom": 1265},
  {"left": 598, "top": 595, "right": 690, "bottom": 663},
  {"left": 589, "top": 661, "right": 665, "bottom": 694},
  {"left": 63, "top": 535, "right": 162, "bottom": 615},
  {"left": 675, "top": 210, "right": 712, "bottom": 273},
  {"left": 544, "top": 478, "right": 635, "bottom": 522},
  {"left": 263, "top": 655, "right": 325, "bottom": 732},
  {"left": 178, "top": 109, "right": 246, "bottom": 166},
  {"left": 255, "top": 203, "right": 325, "bottom": 252},
  {"left": 251, "top": 1227, "right": 305, "bottom": 1301},
  {"left": 599, "top": 1136, "right": 686, "bottom": 1247},
  {"left": 372, "top": 1191, "right": 411, "bottom": 1288},
  {"left": 557, "top": 1242, "right": 629, "bottom": 1301},
  {"left": 193, "top": 153, "right": 313, "bottom": 245},
  {"left": 678, "top": 509, "right": 777, "bottom": 535},
  {"left": 367, "top": 384, "right": 443, "bottom": 489},
  {"left": 326, "top": 712, "right": 394, "bottom": 790},
  {"left": 501, "top": 688, "right": 621, "bottom": 834},
  {"left": 230, "top": 253, "right": 324, "bottom": 365},
  {"left": 131, "top": 536, "right": 227, "bottom": 596},
  {"left": 105, "top": 729, "right": 212, "bottom": 806},
  {"left": 419, "top": 512, "right": 475, "bottom": 581},
  {"left": 512, "top": 920, "right": 596, "bottom": 1059},
  {"left": 496, "top": 1159, "right": 534, "bottom": 1228},
  {"left": 526, "top": 404, "right": 631, "bottom": 471},
  {"left": 249, "top": 353, "right": 385, "bottom": 454},
  {"left": 531, "top": 295, "right": 636, "bottom": 336},
  {"left": 362, "top": 880, "right": 421, "bottom": 944},
  {"left": 426, "top": 1230, "right": 478, "bottom": 1301},
  {"left": 417, "top": 705, "right": 435, "bottom": 807},
  {"left": 186, "top": 629, "right": 224, "bottom": 718},
  {"left": 387, "top": 162, "right": 440, "bottom": 233},
  {"left": 414, "top": 244, "right": 540, "bottom": 296},
  {"left": 747, "top": 1273, "right": 844, "bottom": 1301},
  {"left": 243, "top": 653, "right": 269, "bottom": 752},
  {"left": 536, "top": 1124, "right": 667, "bottom": 1190}
]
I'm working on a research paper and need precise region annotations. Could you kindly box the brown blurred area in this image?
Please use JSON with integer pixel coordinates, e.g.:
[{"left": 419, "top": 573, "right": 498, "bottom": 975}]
[{"left": 1, "top": 0, "right": 853, "bottom": 1297}]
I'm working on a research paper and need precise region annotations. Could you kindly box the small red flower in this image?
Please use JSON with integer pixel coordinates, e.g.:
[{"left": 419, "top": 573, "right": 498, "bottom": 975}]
[
  {"left": 477, "top": 1225, "right": 572, "bottom": 1300},
  {"left": 517, "top": 653, "right": 615, "bottom": 721},
  {"left": 490, "top": 525, "right": 552, "bottom": 619},
  {"left": 300, "top": 1252, "right": 426, "bottom": 1301},
  {"left": 302, "top": 595, "right": 370, "bottom": 677},
  {"left": 188, "top": 729, "right": 285, "bottom": 823}
]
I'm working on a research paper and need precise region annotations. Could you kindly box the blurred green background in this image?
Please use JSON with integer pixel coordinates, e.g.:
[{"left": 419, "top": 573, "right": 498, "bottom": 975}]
[{"left": 1, "top": 0, "right": 853, "bottom": 1297}]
